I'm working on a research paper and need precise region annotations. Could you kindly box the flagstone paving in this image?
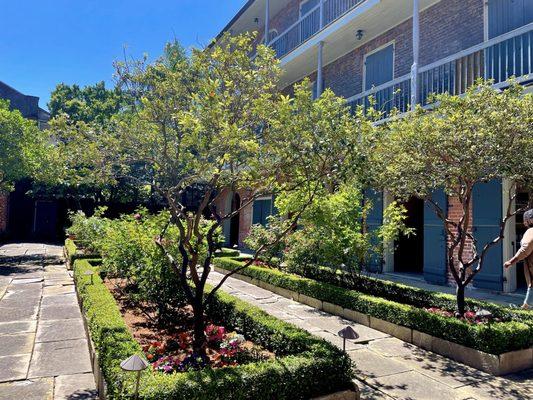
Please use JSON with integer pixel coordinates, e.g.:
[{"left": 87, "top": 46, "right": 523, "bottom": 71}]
[
  {"left": 0, "top": 243, "right": 96, "bottom": 400},
  {"left": 208, "top": 271, "right": 533, "bottom": 400}
]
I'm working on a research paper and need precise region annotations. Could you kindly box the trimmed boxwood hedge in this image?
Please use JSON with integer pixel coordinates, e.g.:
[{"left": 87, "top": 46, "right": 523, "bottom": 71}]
[
  {"left": 213, "top": 257, "right": 533, "bottom": 355},
  {"left": 73, "top": 257, "right": 354, "bottom": 400},
  {"left": 65, "top": 238, "right": 100, "bottom": 266},
  {"left": 214, "top": 247, "right": 241, "bottom": 258}
]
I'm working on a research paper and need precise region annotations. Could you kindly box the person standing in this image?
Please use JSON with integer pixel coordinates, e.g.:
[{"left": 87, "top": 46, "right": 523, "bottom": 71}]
[{"left": 504, "top": 209, "right": 533, "bottom": 309}]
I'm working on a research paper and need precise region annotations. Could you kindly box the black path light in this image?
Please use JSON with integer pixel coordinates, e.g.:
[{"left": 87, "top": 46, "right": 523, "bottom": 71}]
[
  {"left": 338, "top": 326, "right": 359, "bottom": 351},
  {"left": 84, "top": 270, "right": 94, "bottom": 285},
  {"left": 120, "top": 354, "right": 149, "bottom": 400}
]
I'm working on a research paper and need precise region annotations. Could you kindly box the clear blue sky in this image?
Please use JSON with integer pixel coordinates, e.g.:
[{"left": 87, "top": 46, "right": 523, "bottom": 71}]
[{"left": 1, "top": 0, "right": 246, "bottom": 110}]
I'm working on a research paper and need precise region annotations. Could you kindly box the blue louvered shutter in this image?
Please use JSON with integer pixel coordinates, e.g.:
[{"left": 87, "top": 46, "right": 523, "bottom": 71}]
[
  {"left": 365, "top": 44, "right": 394, "bottom": 89},
  {"left": 472, "top": 180, "right": 503, "bottom": 291},
  {"left": 488, "top": 0, "right": 533, "bottom": 38},
  {"left": 252, "top": 198, "right": 273, "bottom": 226},
  {"left": 300, "top": 0, "right": 319, "bottom": 16},
  {"left": 423, "top": 189, "right": 448, "bottom": 285}
]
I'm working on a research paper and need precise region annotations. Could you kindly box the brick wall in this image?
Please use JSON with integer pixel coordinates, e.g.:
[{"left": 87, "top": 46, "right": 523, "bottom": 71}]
[
  {"left": 0, "top": 193, "right": 8, "bottom": 235},
  {"left": 286, "top": 0, "right": 485, "bottom": 98},
  {"left": 214, "top": 189, "right": 253, "bottom": 247}
]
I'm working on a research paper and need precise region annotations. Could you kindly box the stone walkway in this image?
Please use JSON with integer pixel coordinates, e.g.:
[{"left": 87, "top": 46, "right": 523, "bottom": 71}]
[
  {"left": 208, "top": 271, "right": 533, "bottom": 400},
  {"left": 0, "top": 243, "right": 96, "bottom": 400}
]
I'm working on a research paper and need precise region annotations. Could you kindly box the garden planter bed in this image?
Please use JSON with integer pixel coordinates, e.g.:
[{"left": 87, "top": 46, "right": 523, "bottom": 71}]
[
  {"left": 213, "top": 257, "right": 533, "bottom": 376},
  {"left": 70, "top": 254, "right": 358, "bottom": 399}
]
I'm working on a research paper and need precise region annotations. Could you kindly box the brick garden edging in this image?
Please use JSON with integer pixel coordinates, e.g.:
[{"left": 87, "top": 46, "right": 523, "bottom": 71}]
[{"left": 214, "top": 266, "right": 533, "bottom": 376}]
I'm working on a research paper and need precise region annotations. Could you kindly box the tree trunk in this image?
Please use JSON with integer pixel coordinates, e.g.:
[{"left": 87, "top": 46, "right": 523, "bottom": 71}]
[
  {"left": 456, "top": 285, "right": 466, "bottom": 316},
  {"left": 192, "top": 301, "right": 207, "bottom": 356}
]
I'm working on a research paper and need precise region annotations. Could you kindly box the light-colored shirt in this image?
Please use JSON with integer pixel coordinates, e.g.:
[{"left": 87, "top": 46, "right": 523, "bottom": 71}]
[{"left": 515, "top": 227, "right": 533, "bottom": 269}]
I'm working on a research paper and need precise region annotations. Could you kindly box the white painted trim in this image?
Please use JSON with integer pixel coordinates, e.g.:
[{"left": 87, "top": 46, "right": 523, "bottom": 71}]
[
  {"left": 503, "top": 179, "right": 517, "bottom": 293},
  {"left": 362, "top": 40, "right": 396, "bottom": 91},
  {"left": 279, "top": 0, "right": 440, "bottom": 94},
  {"left": 280, "top": 0, "right": 380, "bottom": 67}
]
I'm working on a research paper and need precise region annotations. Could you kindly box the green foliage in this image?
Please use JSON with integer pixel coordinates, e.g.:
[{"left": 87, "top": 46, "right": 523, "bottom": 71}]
[
  {"left": 213, "top": 257, "right": 533, "bottom": 354},
  {"left": 73, "top": 257, "right": 354, "bottom": 400},
  {"left": 67, "top": 207, "right": 109, "bottom": 252},
  {"left": 48, "top": 81, "right": 125, "bottom": 125},
  {"left": 97, "top": 210, "right": 188, "bottom": 316},
  {"left": 214, "top": 248, "right": 241, "bottom": 258},
  {"left": 0, "top": 100, "right": 54, "bottom": 191}
]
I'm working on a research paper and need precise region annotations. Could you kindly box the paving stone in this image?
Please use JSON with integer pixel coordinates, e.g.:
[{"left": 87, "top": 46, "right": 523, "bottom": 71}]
[
  {"left": 43, "top": 285, "right": 75, "bottom": 296},
  {"left": 367, "top": 370, "right": 469, "bottom": 400},
  {"left": 397, "top": 347, "right": 492, "bottom": 389},
  {"left": 285, "top": 317, "right": 323, "bottom": 332},
  {"left": 313, "top": 330, "right": 365, "bottom": 351},
  {"left": 54, "top": 373, "right": 98, "bottom": 400},
  {"left": 0, "top": 306, "right": 39, "bottom": 323},
  {"left": 349, "top": 349, "right": 412, "bottom": 379},
  {"left": 41, "top": 293, "right": 77, "bottom": 307},
  {"left": 40, "top": 304, "right": 82, "bottom": 320},
  {"left": 0, "top": 332, "right": 35, "bottom": 356},
  {"left": 457, "top": 375, "right": 533, "bottom": 400},
  {"left": 11, "top": 277, "right": 44, "bottom": 285},
  {"left": 355, "top": 381, "right": 394, "bottom": 400},
  {"left": 0, "top": 377, "right": 53, "bottom": 400},
  {"left": 368, "top": 337, "right": 419, "bottom": 358},
  {"left": 43, "top": 280, "right": 74, "bottom": 287},
  {"left": 0, "top": 320, "right": 37, "bottom": 335},
  {"left": 0, "top": 354, "right": 31, "bottom": 382},
  {"left": 28, "top": 339, "right": 92, "bottom": 378},
  {"left": 0, "top": 294, "right": 41, "bottom": 309},
  {"left": 36, "top": 319, "right": 86, "bottom": 343}
]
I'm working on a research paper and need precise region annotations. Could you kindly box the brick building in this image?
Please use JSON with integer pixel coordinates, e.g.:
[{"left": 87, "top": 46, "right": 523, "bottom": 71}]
[
  {"left": 217, "top": 0, "right": 532, "bottom": 293},
  {"left": 0, "top": 81, "right": 51, "bottom": 240}
]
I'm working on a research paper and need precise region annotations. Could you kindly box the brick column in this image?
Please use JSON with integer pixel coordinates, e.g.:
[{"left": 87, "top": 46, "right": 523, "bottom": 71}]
[{"left": 446, "top": 196, "right": 474, "bottom": 285}]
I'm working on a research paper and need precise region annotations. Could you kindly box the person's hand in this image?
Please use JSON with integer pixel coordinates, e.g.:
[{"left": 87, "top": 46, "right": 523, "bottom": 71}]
[{"left": 504, "top": 260, "right": 513, "bottom": 269}]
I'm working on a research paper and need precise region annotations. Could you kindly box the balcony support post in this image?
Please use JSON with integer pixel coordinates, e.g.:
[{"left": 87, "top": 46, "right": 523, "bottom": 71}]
[
  {"left": 265, "top": 0, "right": 270, "bottom": 44},
  {"left": 410, "top": 0, "right": 420, "bottom": 111},
  {"left": 319, "top": 0, "right": 325, "bottom": 29},
  {"left": 317, "top": 41, "right": 324, "bottom": 97}
]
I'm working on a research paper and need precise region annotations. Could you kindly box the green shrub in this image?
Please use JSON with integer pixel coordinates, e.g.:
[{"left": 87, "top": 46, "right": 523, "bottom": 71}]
[
  {"left": 73, "top": 258, "right": 354, "bottom": 399},
  {"left": 213, "top": 257, "right": 533, "bottom": 354},
  {"left": 67, "top": 208, "right": 109, "bottom": 253},
  {"left": 94, "top": 211, "right": 188, "bottom": 319},
  {"left": 65, "top": 239, "right": 99, "bottom": 266},
  {"left": 214, "top": 247, "right": 241, "bottom": 258}
]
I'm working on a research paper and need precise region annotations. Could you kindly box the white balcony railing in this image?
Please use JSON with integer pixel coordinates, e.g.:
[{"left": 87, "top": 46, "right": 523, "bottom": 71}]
[
  {"left": 347, "top": 22, "right": 533, "bottom": 118},
  {"left": 269, "top": 0, "right": 364, "bottom": 59}
]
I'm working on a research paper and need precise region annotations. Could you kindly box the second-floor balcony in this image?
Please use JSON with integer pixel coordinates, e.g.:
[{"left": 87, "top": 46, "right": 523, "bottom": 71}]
[
  {"left": 269, "top": 0, "right": 364, "bottom": 59},
  {"left": 346, "top": 22, "right": 533, "bottom": 120}
]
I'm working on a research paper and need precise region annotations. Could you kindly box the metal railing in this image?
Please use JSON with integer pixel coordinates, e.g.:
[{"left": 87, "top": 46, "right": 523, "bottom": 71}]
[
  {"left": 269, "top": 0, "right": 364, "bottom": 59},
  {"left": 346, "top": 22, "right": 533, "bottom": 118}
]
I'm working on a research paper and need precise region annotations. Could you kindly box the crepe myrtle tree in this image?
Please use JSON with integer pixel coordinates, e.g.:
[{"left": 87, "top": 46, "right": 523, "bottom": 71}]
[
  {"left": 371, "top": 81, "right": 533, "bottom": 315},
  {"left": 53, "top": 34, "right": 368, "bottom": 355}
]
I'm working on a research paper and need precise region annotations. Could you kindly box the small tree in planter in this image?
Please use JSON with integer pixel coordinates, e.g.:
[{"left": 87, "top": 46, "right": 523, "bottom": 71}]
[
  {"left": 53, "top": 35, "right": 369, "bottom": 355},
  {"left": 371, "top": 81, "right": 533, "bottom": 315}
]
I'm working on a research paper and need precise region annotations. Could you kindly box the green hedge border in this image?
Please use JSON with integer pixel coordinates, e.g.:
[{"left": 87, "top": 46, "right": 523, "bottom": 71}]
[
  {"left": 73, "top": 256, "right": 354, "bottom": 399},
  {"left": 65, "top": 238, "right": 100, "bottom": 266},
  {"left": 213, "top": 257, "right": 533, "bottom": 355}
]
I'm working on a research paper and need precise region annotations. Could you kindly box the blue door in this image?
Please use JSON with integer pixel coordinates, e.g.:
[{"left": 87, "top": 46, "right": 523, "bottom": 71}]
[
  {"left": 252, "top": 198, "right": 273, "bottom": 226},
  {"left": 472, "top": 180, "right": 503, "bottom": 291},
  {"left": 365, "top": 44, "right": 394, "bottom": 113},
  {"left": 423, "top": 189, "right": 448, "bottom": 285},
  {"left": 365, "top": 190, "right": 383, "bottom": 272}
]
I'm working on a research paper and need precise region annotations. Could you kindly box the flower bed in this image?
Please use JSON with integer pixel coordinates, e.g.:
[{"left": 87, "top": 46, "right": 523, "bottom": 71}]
[
  {"left": 72, "top": 255, "right": 355, "bottom": 399},
  {"left": 213, "top": 257, "right": 533, "bottom": 356}
]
